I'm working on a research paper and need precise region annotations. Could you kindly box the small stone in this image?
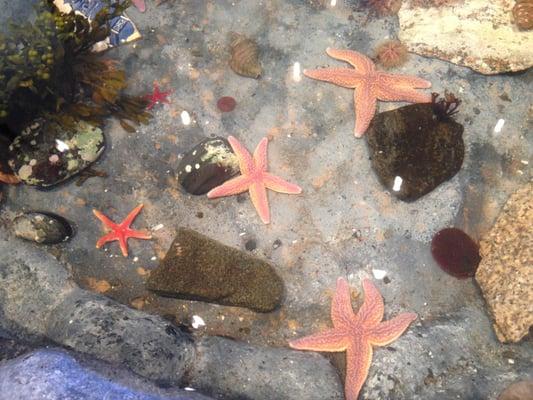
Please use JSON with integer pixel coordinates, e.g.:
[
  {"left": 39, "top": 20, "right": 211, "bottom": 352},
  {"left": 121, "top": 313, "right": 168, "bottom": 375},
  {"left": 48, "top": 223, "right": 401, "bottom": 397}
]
[
  {"left": 177, "top": 137, "right": 240, "bottom": 195},
  {"left": 431, "top": 228, "right": 481, "bottom": 279},
  {"left": 366, "top": 102, "right": 464, "bottom": 201},
  {"left": 146, "top": 228, "right": 284, "bottom": 312},
  {"left": 475, "top": 182, "right": 533, "bottom": 343},
  {"left": 13, "top": 211, "right": 73, "bottom": 244},
  {"left": 8, "top": 119, "right": 105, "bottom": 187},
  {"left": 216, "top": 96, "right": 237, "bottom": 112},
  {"left": 498, "top": 380, "right": 533, "bottom": 400},
  {"left": 272, "top": 239, "right": 282, "bottom": 249},
  {"left": 244, "top": 239, "right": 257, "bottom": 251}
]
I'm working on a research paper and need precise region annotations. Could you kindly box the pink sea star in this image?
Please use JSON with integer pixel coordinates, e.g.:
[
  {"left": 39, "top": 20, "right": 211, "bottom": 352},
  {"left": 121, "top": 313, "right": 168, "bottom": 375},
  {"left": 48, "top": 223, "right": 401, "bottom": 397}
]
[
  {"left": 304, "top": 48, "right": 432, "bottom": 137},
  {"left": 290, "top": 278, "right": 417, "bottom": 400},
  {"left": 144, "top": 82, "right": 172, "bottom": 110},
  {"left": 207, "top": 136, "right": 302, "bottom": 224},
  {"left": 131, "top": 0, "right": 146, "bottom": 12}
]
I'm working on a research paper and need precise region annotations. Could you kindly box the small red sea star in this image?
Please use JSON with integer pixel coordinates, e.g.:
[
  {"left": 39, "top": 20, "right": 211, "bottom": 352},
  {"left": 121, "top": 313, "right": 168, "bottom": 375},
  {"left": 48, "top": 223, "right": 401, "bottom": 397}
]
[
  {"left": 93, "top": 204, "right": 152, "bottom": 257},
  {"left": 144, "top": 82, "right": 172, "bottom": 110}
]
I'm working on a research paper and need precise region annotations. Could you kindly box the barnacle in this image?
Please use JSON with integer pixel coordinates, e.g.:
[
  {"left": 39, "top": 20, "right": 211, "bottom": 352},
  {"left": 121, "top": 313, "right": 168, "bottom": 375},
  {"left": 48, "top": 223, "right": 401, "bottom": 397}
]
[{"left": 513, "top": 0, "right": 533, "bottom": 30}]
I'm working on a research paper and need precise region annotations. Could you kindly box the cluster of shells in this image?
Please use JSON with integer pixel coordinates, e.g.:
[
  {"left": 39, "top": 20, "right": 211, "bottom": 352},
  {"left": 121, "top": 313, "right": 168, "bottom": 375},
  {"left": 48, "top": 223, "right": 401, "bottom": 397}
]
[{"left": 513, "top": 0, "right": 533, "bottom": 30}]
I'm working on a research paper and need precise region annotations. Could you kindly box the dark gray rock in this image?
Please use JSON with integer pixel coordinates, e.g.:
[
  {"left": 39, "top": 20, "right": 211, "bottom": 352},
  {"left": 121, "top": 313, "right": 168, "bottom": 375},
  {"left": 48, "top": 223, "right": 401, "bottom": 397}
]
[
  {"left": 0, "top": 348, "right": 212, "bottom": 400},
  {"left": 8, "top": 119, "right": 105, "bottom": 187},
  {"left": 177, "top": 137, "right": 239, "bottom": 195},
  {"left": 0, "top": 229, "right": 343, "bottom": 400},
  {"left": 147, "top": 228, "right": 284, "bottom": 312},
  {"left": 13, "top": 211, "right": 73, "bottom": 244}
]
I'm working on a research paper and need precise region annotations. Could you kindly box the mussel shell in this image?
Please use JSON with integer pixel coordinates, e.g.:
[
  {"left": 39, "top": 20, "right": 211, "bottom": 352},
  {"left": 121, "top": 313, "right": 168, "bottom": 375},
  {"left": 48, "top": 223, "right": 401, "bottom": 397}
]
[{"left": 13, "top": 211, "right": 74, "bottom": 244}]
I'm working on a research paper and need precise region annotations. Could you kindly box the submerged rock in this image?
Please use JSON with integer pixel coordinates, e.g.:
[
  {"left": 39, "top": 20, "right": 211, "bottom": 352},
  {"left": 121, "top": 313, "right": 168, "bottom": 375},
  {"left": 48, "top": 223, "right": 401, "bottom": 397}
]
[
  {"left": 13, "top": 211, "right": 73, "bottom": 244},
  {"left": 498, "top": 380, "right": 533, "bottom": 400},
  {"left": 0, "top": 349, "right": 212, "bottom": 400},
  {"left": 475, "top": 182, "right": 533, "bottom": 343},
  {"left": 8, "top": 119, "right": 105, "bottom": 187},
  {"left": 177, "top": 137, "right": 239, "bottom": 195},
  {"left": 431, "top": 228, "right": 481, "bottom": 279},
  {"left": 398, "top": 0, "right": 533, "bottom": 74},
  {"left": 366, "top": 102, "right": 464, "bottom": 201},
  {"left": 146, "top": 228, "right": 284, "bottom": 312},
  {"left": 0, "top": 135, "right": 18, "bottom": 184}
]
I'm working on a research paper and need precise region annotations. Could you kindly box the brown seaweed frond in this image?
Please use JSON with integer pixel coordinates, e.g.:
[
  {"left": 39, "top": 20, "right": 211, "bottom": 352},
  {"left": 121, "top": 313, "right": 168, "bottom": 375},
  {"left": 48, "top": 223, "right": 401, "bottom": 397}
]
[{"left": 431, "top": 91, "right": 461, "bottom": 120}]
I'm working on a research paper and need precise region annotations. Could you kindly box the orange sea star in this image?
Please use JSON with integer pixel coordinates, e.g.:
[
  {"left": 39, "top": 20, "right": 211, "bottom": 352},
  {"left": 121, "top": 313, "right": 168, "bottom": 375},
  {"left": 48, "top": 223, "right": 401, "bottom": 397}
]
[
  {"left": 304, "top": 48, "right": 432, "bottom": 137},
  {"left": 289, "top": 278, "right": 417, "bottom": 400},
  {"left": 207, "top": 135, "right": 302, "bottom": 224},
  {"left": 93, "top": 204, "right": 152, "bottom": 257}
]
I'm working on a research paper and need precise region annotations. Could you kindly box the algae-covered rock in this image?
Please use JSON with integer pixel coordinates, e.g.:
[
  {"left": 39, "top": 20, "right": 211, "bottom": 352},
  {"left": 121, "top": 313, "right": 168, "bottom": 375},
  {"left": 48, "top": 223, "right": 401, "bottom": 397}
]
[
  {"left": 13, "top": 211, "right": 73, "bottom": 244},
  {"left": 366, "top": 103, "right": 464, "bottom": 202},
  {"left": 8, "top": 119, "right": 105, "bottom": 187},
  {"left": 146, "top": 228, "right": 284, "bottom": 312}
]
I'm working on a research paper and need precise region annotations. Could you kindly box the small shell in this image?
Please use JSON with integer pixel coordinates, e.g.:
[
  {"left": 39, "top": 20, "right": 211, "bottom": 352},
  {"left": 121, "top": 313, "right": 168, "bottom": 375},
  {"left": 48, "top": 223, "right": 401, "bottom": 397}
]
[
  {"left": 229, "top": 33, "right": 262, "bottom": 79},
  {"left": 513, "top": 0, "right": 533, "bottom": 30}
]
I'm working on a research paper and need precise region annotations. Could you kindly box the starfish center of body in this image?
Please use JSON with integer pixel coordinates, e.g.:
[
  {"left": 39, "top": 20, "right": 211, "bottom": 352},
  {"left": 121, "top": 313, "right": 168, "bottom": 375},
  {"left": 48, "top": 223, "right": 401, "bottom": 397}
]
[
  {"left": 207, "top": 135, "right": 302, "bottom": 224},
  {"left": 304, "top": 47, "right": 432, "bottom": 137}
]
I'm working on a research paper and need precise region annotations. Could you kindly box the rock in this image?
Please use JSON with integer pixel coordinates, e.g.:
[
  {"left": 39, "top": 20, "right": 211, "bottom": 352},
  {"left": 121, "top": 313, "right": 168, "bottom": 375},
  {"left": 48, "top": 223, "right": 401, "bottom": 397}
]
[
  {"left": 0, "top": 135, "right": 18, "bottom": 184},
  {"left": 0, "top": 229, "right": 343, "bottom": 400},
  {"left": 430, "top": 228, "right": 481, "bottom": 279},
  {"left": 0, "top": 349, "right": 213, "bottom": 400},
  {"left": 475, "top": 182, "right": 533, "bottom": 343},
  {"left": 8, "top": 119, "right": 105, "bottom": 187},
  {"left": 498, "top": 380, "right": 533, "bottom": 400},
  {"left": 13, "top": 211, "right": 73, "bottom": 244},
  {"left": 147, "top": 228, "right": 284, "bottom": 312},
  {"left": 398, "top": 0, "right": 533, "bottom": 74},
  {"left": 366, "top": 103, "right": 464, "bottom": 201},
  {"left": 177, "top": 137, "right": 239, "bottom": 195}
]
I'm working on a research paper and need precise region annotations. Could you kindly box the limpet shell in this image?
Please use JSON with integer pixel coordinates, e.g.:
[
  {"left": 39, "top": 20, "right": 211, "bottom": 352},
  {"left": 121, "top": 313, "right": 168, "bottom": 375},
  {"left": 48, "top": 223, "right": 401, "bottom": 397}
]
[{"left": 229, "top": 33, "right": 262, "bottom": 79}]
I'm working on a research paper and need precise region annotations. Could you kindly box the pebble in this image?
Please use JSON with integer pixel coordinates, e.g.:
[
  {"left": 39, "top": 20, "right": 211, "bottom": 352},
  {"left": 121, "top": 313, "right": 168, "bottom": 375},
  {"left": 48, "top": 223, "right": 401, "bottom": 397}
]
[
  {"left": 216, "top": 96, "right": 237, "bottom": 112},
  {"left": 13, "top": 211, "right": 73, "bottom": 244}
]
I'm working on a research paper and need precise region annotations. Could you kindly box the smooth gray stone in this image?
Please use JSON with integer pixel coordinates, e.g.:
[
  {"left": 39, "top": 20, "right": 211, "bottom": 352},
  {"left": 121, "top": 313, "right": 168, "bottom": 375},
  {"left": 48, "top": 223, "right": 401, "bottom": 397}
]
[
  {"left": 0, "top": 348, "right": 212, "bottom": 400},
  {"left": 0, "top": 230, "right": 343, "bottom": 400}
]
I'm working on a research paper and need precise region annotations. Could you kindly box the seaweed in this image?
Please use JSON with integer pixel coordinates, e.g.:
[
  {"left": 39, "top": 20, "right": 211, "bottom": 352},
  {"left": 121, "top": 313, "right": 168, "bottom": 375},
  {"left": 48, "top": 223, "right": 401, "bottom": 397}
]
[{"left": 0, "top": 0, "right": 150, "bottom": 133}]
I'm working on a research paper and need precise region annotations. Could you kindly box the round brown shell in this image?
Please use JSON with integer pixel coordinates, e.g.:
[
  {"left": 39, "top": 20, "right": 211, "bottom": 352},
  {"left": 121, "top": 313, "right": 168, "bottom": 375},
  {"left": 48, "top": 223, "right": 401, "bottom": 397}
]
[
  {"left": 513, "top": 0, "right": 533, "bottom": 30},
  {"left": 229, "top": 33, "right": 262, "bottom": 79}
]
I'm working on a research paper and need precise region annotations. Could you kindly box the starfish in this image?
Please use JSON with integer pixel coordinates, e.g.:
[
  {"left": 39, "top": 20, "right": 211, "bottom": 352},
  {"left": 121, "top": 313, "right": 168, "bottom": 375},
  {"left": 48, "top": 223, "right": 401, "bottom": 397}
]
[
  {"left": 144, "top": 82, "right": 172, "bottom": 110},
  {"left": 289, "top": 278, "right": 417, "bottom": 400},
  {"left": 131, "top": 0, "right": 146, "bottom": 12},
  {"left": 305, "top": 48, "right": 432, "bottom": 137},
  {"left": 207, "top": 136, "right": 302, "bottom": 224},
  {"left": 93, "top": 204, "right": 152, "bottom": 257}
]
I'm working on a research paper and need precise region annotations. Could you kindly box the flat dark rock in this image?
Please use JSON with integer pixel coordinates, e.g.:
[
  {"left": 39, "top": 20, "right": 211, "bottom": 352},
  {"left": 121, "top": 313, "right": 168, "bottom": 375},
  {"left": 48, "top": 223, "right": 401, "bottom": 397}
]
[
  {"left": 146, "top": 228, "right": 284, "bottom": 312},
  {"left": 366, "top": 103, "right": 464, "bottom": 201}
]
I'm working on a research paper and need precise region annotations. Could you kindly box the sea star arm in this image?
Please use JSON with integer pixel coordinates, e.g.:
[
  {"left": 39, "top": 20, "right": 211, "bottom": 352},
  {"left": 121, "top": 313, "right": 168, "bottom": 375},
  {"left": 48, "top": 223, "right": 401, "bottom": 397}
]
[
  {"left": 289, "top": 328, "right": 350, "bottom": 352},
  {"left": 384, "top": 73, "right": 432, "bottom": 89},
  {"left": 207, "top": 175, "right": 252, "bottom": 198},
  {"left": 367, "top": 313, "right": 417, "bottom": 346},
  {"left": 331, "top": 277, "right": 356, "bottom": 329},
  {"left": 354, "top": 85, "right": 377, "bottom": 137},
  {"left": 93, "top": 209, "right": 119, "bottom": 230},
  {"left": 376, "top": 83, "right": 432, "bottom": 104},
  {"left": 326, "top": 48, "right": 375, "bottom": 72},
  {"left": 304, "top": 68, "right": 362, "bottom": 89},
  {"left": 249, "top": 182, "right": 270, "bottom": 224},
  {"left": 228, "top": 136, "right": 255, "bottom": 175},
  {"left": 253, "top": 137, "right": 269, "bottom": 172},
  {"left": 345, "top": 339, "right": 373, "bottom": 400},
  {"left": 263, "top": 173, "right": 302, "bottom": 194},
  {"left": 95, "top": 231, "right": 120, "bottom": 249},
  {"left": 120, "top": 204, "right": 145, "bottom": 228},
  {"left": 354, "top": 279, "right": 384, "bottom": 327}
]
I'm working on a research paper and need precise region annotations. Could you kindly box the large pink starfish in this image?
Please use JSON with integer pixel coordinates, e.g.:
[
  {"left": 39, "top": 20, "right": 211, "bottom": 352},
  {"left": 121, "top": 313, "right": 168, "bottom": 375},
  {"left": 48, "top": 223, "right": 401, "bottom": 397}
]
[
  {"left": 290, "top": 278, "right": 417, "bottom": 400},
  {"left": 305, "top": 48, "right": 432, "bottom": 137},
  {"left": 207, "top": 136, "right": 302, "bottom": 224}
]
